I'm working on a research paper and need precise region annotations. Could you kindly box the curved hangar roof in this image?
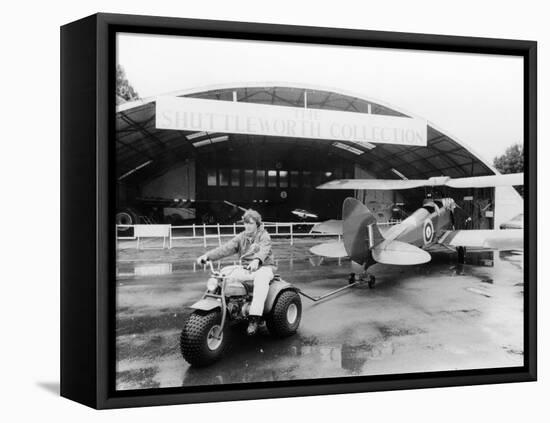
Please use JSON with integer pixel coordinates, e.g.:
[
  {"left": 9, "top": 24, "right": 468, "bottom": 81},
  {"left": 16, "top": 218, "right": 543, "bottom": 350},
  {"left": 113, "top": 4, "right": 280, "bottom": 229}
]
[{"left": 116, "top": 83, "right": 496, "bottom": 184}]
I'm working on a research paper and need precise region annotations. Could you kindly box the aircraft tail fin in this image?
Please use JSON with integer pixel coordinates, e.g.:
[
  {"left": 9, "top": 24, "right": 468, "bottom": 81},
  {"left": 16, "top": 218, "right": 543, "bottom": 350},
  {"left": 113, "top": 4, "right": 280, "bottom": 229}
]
[{"left": 342, "top": 197, "right": 384, "bottom": 265}]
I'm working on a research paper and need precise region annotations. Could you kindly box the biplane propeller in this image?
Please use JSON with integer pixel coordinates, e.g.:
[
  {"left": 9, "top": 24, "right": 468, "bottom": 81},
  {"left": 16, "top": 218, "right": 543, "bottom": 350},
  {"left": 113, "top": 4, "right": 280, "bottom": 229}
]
[{"left": 310, "top": 172, "right": 523, "bottom": 285}]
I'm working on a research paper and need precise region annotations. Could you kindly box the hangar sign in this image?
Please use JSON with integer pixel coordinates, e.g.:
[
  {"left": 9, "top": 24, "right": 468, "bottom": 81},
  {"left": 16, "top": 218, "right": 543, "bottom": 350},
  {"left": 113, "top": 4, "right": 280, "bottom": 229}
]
[{"left": 156, "top": 96, "right": 427, "bottom": 146}]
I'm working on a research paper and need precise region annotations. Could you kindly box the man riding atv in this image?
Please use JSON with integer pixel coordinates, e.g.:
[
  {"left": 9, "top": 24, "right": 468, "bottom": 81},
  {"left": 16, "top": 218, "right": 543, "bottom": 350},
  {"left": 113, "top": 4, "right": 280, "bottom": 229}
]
[{"left": 197, "top": 209, "right": 275, "bottom": 336}]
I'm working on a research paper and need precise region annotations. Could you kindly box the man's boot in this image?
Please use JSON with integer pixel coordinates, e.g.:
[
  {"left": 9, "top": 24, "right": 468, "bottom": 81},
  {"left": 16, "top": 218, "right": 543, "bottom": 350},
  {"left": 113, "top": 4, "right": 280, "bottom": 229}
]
[{"left": 247, "top": 316, "right": 261, "bottom": 336}]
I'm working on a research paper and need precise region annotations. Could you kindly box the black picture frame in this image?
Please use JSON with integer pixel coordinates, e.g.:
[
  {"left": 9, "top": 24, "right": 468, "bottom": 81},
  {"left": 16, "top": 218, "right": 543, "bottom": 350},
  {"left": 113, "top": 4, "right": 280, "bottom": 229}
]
[{"left": 60, "top": 12, "right": 537, "bottom": 409}]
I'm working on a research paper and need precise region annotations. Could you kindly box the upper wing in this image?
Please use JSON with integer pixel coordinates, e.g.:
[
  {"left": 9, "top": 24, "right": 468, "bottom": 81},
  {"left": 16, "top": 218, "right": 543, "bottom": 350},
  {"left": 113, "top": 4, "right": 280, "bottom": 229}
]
[
  {"left": 437, "top": 229, "right": 523, "bottom": 250},
  {"left": 446, "top": 173, "right": 523, "bottom": 188},
  {"left": 317, "top": 179, "right": 428, "bottom": 190},
  {"left": 317, "top": 173, "right": 524, "bottom": 190}
]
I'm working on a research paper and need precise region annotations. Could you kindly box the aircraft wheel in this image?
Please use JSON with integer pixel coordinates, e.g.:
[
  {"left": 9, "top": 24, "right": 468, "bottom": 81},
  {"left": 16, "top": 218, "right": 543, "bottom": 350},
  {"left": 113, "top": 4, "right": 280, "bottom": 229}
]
[{"left": 367, "top": 275, "right": 376, "bottom": 289}]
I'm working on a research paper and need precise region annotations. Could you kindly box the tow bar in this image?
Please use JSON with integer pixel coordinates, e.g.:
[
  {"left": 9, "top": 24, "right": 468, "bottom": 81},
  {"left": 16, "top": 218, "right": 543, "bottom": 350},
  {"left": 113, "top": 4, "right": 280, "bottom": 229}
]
[{"left": 297, "top": 273, "right": 374, "bottom": 302}]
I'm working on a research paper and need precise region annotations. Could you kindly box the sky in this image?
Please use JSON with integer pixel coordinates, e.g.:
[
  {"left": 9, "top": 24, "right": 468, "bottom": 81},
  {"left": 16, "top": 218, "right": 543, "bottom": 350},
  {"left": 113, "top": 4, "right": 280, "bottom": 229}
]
[{"left": 117, "top": 32, "right": 523, "bottom": 164}]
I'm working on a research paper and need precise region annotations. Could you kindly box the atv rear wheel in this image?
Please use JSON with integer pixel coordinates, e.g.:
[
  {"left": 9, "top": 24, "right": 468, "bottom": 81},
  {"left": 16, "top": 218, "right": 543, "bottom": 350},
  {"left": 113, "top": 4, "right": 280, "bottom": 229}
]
[
  {"left": 180, "top": 310, "right": 226, "bottom": 366},
  {"left": 266, "top": 290, "right": 302, "bottom": 337}
]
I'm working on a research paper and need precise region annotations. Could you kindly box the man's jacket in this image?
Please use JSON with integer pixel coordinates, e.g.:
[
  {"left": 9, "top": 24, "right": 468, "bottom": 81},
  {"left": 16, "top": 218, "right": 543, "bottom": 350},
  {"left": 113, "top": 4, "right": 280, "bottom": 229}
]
[{"left": 206, "top": 227, "right": 275, "bottom": 267}]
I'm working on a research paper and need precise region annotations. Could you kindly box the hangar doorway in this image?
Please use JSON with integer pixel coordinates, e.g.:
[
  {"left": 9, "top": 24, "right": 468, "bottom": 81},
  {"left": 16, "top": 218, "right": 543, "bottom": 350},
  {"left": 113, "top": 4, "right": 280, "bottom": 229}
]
[{"left": 196, "top": 140, "right": 354, "bottom": 223}]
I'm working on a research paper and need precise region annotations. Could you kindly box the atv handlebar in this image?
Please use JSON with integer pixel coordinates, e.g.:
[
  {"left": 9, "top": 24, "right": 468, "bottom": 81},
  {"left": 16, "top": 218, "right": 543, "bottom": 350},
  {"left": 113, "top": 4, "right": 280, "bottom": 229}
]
[
  {"left": 200, "top": 259, "right": 216, "bottom": 274},
  {"left": 200, "top": 259, "right": 252, "bottom": 276}
]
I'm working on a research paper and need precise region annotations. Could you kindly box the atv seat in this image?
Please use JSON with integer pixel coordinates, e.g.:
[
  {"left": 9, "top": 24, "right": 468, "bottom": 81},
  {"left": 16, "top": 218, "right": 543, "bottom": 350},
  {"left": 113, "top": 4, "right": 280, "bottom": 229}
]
[{"left": 240, "top": 274, "right": 281, "bottom": 291}]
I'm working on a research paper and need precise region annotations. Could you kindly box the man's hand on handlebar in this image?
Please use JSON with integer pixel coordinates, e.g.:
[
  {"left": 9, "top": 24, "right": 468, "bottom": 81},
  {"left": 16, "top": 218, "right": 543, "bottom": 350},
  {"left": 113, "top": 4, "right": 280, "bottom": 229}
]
[
  {"left": 247, "top": 259, "right": 260, "bottom": 272},
  {"left": 197, "top": 254, "right": 209, "bottom": 265}
]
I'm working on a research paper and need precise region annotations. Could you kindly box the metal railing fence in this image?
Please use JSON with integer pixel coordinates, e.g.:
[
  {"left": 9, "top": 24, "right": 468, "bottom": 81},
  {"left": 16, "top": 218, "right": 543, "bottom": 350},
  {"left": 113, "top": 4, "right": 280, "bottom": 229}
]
[{"left": 116, "top": 220, "right": 401, "bottom": 249}]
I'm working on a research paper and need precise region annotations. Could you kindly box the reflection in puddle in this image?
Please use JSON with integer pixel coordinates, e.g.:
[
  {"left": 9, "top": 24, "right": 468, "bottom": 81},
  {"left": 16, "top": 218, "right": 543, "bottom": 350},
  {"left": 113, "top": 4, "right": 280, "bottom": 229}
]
[
  {"left": 116, "top": 250, "right": 521, "bottom": 283},
  {"left": 180, "top": 331, "right": 390, "bottom": 386},
  {"left": 114, "top": 247, "right": 525, "bottom": 303},
  {"left": 134, "top": 263, "right": 172, "bottom": 276},
  {"left": 341, "top": 343, "right": 370, "bottom": 373},
  {"left": 117, "top": 253, "right": 346, "bottom": 278},
  {"left": 430, "top": 250, "right": 495, "bottom": 267},
  {"left": 453, "top": 263, "right": 465, "bottom": 276},
  {"left": 499, "top": 250, "right": 524, "bottom": 271},
  {"left": 117, "top": 263, "right": 175, "bottom": 277},
  {"left": 179, "top": 318, "right": 411, "bottom": 387},
  {"left": 466, "top": 287, "right": 492, "bottom": 298}
]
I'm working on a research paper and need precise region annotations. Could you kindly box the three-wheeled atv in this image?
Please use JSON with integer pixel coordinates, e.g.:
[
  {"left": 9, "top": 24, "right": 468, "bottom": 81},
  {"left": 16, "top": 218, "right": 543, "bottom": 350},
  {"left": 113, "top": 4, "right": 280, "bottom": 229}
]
[{"left": 180, "top": 261, "right": 302, "bottom": 366}]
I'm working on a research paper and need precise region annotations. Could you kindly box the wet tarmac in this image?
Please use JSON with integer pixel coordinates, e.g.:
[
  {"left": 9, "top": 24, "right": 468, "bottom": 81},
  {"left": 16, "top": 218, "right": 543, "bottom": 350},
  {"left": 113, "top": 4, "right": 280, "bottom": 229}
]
[{"left": 115, "top": 240, "right": 524, "bottom": 390}]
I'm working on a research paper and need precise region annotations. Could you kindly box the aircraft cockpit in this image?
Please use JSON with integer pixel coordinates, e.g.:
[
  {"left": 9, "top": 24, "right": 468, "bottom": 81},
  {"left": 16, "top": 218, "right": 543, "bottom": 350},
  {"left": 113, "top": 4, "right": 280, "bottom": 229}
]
[{"left": 421, "top": 199, "right": 439, "bottom": 214}]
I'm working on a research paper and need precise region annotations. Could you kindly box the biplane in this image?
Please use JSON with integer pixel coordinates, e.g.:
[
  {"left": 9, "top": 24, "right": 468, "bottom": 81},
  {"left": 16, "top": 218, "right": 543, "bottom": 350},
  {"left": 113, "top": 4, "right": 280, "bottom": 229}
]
[{"left": 310, "top": 173, "right": 524, "bottom": 285}]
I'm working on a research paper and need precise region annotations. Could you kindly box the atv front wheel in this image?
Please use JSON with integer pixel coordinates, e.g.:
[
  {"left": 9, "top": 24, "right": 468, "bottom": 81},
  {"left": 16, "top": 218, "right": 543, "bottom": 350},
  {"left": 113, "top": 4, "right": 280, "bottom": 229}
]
[
  {"left": 180, "top": 310, "right": 226, "bottom": 366},
  {"left": 266, "top": 290, "right": 302, "bottom": 337}
]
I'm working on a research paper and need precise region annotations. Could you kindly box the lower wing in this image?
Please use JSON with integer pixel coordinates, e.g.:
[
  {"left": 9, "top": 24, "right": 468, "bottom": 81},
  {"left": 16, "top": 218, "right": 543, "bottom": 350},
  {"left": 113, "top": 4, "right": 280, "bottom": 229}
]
[
  {"left": 310, "top": 219, "right": 343, "bottom": 235},
  {"left": 310, "top": 241, "right": 347, "bottom": 258},
  {"left": 437, "top": 229, "right": 523, "bottom": 250},
  {"left": 309, "top": 239, "right": 432, "bottom": 265},
  {"left": 372, "top": 240, "right": 432, "bottom": 265}
]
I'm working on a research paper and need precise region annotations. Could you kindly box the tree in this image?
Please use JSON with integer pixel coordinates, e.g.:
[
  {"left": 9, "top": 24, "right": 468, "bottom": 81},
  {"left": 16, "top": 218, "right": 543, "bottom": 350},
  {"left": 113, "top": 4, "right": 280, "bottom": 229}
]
[
  {"left": 494, "top": 143, "right": 524, "bottom": 196},
  {"left": 493, "top": 143, "right": 524, "bottom": 174},
  {"left": 116, "top": 64, "right": 139, "bottom": 102}
]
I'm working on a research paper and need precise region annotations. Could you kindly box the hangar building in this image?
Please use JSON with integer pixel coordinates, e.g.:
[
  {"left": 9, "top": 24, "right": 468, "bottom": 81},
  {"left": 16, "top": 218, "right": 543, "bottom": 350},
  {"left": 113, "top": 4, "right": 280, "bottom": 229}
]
[{"left": 115, "top": 83, "right": 522, "bottom": 229}]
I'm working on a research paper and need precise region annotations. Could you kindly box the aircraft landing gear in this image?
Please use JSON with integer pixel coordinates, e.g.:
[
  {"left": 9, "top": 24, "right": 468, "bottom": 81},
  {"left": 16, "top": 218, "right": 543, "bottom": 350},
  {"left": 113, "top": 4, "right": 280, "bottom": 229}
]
[
  {"left": 367, "top": 274, "right": 376, "bottom": 289},
  {"left": 348, "top": 272, "right": 376, "bottom": 289},
  {"left": 456, "top": 246, "right": 466, "bottom": 264}
]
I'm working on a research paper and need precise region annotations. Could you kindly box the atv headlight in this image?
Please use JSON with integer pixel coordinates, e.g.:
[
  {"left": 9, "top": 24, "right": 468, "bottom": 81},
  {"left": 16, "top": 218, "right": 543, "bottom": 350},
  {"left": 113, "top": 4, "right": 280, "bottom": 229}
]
[{"left": 206, "top": 277, "right": 219, "bottom": 292}]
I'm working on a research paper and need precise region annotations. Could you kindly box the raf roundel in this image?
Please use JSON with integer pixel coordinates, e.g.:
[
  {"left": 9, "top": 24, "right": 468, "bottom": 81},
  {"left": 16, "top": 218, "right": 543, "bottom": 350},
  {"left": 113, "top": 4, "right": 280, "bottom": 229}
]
[{"left": 423, "top": 219, "right": 434, "bottom": 245}]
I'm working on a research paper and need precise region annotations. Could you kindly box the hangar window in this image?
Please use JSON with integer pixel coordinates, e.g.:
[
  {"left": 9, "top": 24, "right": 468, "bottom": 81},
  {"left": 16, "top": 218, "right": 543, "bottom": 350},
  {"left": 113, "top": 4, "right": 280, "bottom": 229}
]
[
  {"left": 290, "top": 171, "right": 299, "bottom": 187},
  {"left": 279, "top": 171, "right": 289, "bottom": 188},
  {"left": 268, "top": 170, "right": 277, "bottom": 187},
  {"left": 256, "top": 170, "right": 266, "bottom": 187},
  {"left": 219, "top": 169, "right": 229, "bottom": 186},
  {"left": 207, "top": 169, "right": 217, "bottom": 186},
  {"left": 244, "top": 170, "right": 254, "bottom": 187},
  {"left": 231, "top": 169, "right": 240, "bottom": 187}
]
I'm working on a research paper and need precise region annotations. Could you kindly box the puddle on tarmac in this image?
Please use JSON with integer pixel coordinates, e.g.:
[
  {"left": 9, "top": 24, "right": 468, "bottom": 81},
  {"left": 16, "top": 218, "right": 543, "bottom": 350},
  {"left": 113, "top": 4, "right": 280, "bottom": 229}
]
[
  {"left": 116, "top": 249, "right": 517, "bottom": 279},
  {"left": 115, "top": 326, "right": 398, "bottom": 389},
  {"left": 116, "top": 253, "right": 347, "bottom": 279},
  {"left": 179, "top": 329, "right": 398, "bottom": 386}
]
